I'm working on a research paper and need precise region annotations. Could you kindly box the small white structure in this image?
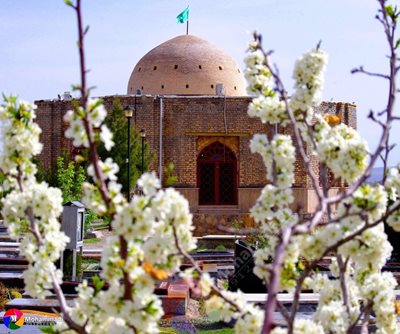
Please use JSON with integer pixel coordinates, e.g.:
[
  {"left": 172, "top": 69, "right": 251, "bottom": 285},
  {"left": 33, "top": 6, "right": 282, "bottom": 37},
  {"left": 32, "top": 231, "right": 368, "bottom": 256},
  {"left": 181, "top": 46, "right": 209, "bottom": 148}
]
[
  {"left": 62, "top": 91, "right": 73, "bottom": 101},
  {"left": 60, "top": 201, "right": 85, "bottom": 280}
]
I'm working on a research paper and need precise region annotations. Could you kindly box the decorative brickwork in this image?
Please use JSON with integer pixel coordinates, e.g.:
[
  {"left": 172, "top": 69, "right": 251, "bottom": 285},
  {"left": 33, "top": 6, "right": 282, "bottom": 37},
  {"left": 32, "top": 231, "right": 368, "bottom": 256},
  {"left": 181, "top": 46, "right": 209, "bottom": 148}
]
[{"left": 197, "top": 136, "right": 239, "bottom": 155}]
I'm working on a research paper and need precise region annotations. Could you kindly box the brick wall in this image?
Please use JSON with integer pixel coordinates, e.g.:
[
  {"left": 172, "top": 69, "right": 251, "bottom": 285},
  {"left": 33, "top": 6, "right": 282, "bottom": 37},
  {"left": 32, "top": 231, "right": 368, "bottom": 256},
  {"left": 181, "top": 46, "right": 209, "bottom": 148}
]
[
  {"left": 35, "top": 99, "right": 75, "bottom": 170},
  {"left": 159, "top": 96, "right": 269, "bottom": 187},
  {"left": 35, "top": 96, "right": 357, "bottom": 214}
]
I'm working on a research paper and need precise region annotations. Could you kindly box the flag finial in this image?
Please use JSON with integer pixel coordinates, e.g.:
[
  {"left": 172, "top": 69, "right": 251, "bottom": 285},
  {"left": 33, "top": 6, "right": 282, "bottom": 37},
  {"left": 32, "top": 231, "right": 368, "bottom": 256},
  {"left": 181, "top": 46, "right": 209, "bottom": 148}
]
[{"left": 176, "top": 6, "right": 189, "bottom": 35}]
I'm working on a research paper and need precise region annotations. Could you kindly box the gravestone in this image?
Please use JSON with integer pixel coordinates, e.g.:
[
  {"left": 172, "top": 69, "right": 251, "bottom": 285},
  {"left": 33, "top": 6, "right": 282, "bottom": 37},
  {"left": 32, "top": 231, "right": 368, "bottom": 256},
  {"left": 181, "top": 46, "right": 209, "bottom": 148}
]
[
  {"left": 228, "top": 240, "right": 267, "bottom": 293},
  {"left": 385, "top": 223, "right": 400, "bottom": 261}
]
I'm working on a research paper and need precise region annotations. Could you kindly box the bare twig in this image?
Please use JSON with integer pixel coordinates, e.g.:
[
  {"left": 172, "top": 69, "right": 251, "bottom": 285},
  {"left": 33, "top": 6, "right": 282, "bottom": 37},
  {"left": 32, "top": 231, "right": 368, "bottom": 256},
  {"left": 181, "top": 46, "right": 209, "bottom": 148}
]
[
  {"left": 262, "top": 226, "right": 293, "bottom": 333},
  {"left": 379, "top": 0, "right": 397, "bottom": 185},
  {"left": 172, "top": 227, "right": 244, "bottom": 313},
  {"left": 120, "top": 236, "right": 133, "bottom": 300},
  {"left": 72, "top": 0, "right": 135, "bottom": 311},
  {"left": 351, "top": 66, "right": 390, "bottom": 80},
  {"left": 368, "top": 110, "right": 387, "bottom": 128},
  {"left": 276, "top": 300, "right": 290, "bottom": 324},
  {"left": 347, "top": 300, "right": 373, "bottom": 334},
  {"left": 360, "top": 302, "right": 372, "bottom": 334},
  {"left": 73, "top": 0, "right": 113, "bottom": 211}
]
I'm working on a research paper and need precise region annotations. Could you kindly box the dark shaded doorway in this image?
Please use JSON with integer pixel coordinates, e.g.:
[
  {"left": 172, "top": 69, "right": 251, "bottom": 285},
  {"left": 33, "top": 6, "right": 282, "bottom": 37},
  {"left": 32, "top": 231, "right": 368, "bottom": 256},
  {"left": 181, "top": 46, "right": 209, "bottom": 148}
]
[{"left": 197, "top": 142, "right": 237, "bottom": 205}]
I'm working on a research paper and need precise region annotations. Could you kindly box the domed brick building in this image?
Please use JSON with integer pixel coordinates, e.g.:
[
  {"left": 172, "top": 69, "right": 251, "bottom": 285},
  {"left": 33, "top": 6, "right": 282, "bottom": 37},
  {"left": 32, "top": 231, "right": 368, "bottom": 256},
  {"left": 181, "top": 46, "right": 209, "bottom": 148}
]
[
  {"left": 35, "top": 34, "right": 356, "bottom": 235},
  {"left": 127, "top": 35, "right": 246, "bottom": 97}
]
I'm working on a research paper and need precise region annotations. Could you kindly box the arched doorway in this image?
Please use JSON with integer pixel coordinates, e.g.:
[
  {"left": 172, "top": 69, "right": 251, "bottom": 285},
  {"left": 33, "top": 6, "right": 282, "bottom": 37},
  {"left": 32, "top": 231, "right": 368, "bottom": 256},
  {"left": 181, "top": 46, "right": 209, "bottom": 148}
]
[{"left": 197, "top": 142, "right": 237, "bottom": 205}]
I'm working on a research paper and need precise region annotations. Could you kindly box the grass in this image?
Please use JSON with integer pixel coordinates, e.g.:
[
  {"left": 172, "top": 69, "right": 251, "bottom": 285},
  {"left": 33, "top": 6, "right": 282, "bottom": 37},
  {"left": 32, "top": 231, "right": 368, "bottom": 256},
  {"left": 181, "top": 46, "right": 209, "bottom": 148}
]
[
  {"left": 198, "top": 329, "right": 233, "bottom": 334},
  {"left": 91, "top": 222, "right": 110, "bottom": 230},
  {"left": 83, "top": 238, "right": 101, "bottom": 244},
  {"left": 193, "top": 245, "right": 229, "bottom": 252},
  {"left": 81, "top": 258, "right": 100, "bottom": 272},
  {"left": 82, "top": 258, "right": 100, "bottom": 264},
  {"left": 159, "top": 329, "right": 177, "bottom": 334}
]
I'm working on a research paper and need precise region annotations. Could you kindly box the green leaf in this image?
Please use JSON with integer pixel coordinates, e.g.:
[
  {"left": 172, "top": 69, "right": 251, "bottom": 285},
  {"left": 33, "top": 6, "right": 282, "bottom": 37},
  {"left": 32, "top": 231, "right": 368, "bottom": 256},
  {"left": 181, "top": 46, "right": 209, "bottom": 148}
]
[
  {"left": 84, "top": 25, "right": 90, "bottom": 35},
  {"left": 385, "top": 5, "right": 395, "bottom": 17},
  {"left": 164, "top": 162, "right": 178, "bottom": 186},
  {"left": 92, "top": 275, "right": 105, "bottom": 293},
  {"left": 39, "top": 325, "right": 59, "bottom": 334},
  {"left": 145, "top": 300, "right": 159, "bottom": 316},
  {"left": 89, "top": 98, "right": 103, "bottom": 111},
  {"left": 64, "top": 0, "right": 73, "bottom": 7},
  {"left": 71, "top": 84, "right": 81, "bottom": 91},
  {"left": 395, "top": 38, "right": 400, "bottom": 50},
  {"left": 87, "top": 85, "right": 97, "bottom": 93}
]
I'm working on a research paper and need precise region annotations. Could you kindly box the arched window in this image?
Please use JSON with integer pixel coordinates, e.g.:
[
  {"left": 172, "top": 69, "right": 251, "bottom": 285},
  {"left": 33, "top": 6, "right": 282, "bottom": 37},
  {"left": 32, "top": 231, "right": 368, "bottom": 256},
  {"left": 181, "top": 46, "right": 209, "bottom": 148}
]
[{"left": 197, "top": 142, "right": 237, "bottom": 205}]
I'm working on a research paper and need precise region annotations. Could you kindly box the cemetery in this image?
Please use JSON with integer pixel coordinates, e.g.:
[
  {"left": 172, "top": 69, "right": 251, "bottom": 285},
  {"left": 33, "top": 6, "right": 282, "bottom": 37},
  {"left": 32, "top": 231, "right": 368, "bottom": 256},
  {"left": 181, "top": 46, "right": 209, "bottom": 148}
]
[
  {"left": 1, "top": 0, "right": 400, "bottom": 333},
  {"left": 1, "top": 203, "right": 399, "bottom": 332}
]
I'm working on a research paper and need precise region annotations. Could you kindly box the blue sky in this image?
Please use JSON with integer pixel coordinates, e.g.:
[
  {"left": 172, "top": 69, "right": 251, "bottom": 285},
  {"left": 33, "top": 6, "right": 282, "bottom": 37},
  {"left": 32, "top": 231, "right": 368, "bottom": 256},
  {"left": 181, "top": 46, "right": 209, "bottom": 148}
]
[{"left": 0, "top": 0, "right": 398, "bottom": 166}]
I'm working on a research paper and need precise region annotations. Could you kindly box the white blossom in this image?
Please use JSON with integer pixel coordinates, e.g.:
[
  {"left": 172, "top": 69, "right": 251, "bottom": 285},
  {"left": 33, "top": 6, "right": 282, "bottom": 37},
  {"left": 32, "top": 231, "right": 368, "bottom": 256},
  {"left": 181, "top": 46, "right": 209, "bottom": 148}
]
[
  {"left": 100, "top": 124, "right": 114, "bottom": 151},
  {"left": 199, "top": 272, "right": 213, "bottom": 297},
  {"left": 290, "top": 48, "right": 327, "bottom": 122},
  {"left": 137, "top": 172, "right": 161, "bottom": 196},
  {"left": 87, "top": 99, "right": 107, "bottom": 127},
  {"left": 271, "top": 319, "right": 326, "bottom": 334},
  {"left": 312, "top": 115, "right": 369, "bottom": 182}
]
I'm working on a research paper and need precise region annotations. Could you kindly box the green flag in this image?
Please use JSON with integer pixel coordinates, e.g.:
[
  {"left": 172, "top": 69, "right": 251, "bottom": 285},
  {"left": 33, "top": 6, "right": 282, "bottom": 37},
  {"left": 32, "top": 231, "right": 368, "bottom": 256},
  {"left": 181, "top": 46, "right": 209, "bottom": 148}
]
[{"left": 176, "top": 6, "right": 189, "bottom": 24}]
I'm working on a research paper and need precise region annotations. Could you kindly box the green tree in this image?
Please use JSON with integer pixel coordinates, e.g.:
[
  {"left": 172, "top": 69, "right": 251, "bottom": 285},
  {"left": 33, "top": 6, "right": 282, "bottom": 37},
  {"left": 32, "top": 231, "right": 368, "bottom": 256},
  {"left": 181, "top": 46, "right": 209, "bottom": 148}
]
[
  {"left": 98, "top": 98, "right": 152, "bottom": 196},
  {"left": 55, "top": 155, "right": 86, "bottom": 203},
  {"left": 35, "top": 157, "right": 57, "bottom": 186},
  {"left": 54, "top": 154, "right": 102, "bottom": 232}
]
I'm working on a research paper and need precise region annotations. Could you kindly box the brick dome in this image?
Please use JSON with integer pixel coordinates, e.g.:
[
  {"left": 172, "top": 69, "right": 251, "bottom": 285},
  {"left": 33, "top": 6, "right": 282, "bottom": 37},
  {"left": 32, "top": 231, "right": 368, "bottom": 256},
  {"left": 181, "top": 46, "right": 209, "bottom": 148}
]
[{"left": 127, "top": 35, "right": 247, "bottom": 96}]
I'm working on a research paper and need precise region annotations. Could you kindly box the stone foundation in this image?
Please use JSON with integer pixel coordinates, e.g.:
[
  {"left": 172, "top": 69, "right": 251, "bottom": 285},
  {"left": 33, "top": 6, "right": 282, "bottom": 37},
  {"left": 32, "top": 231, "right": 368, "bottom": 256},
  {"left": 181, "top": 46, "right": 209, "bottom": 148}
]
[{"left": 192, "top": 212, "right": 255, "bottom": 237}]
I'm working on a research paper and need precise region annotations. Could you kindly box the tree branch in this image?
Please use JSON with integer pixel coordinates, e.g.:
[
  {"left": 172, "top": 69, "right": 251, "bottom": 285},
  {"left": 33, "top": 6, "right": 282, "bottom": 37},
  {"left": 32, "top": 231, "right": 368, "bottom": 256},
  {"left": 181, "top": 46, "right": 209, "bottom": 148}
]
[
  {"left": 172, "top": 226, "right": 245, "bottom": 313},
  {"left": 262, "top": 226, "right": 293, "bottom": 333},
  {"left": 351, "top": 66, "right": 390, "bottom": 80}
]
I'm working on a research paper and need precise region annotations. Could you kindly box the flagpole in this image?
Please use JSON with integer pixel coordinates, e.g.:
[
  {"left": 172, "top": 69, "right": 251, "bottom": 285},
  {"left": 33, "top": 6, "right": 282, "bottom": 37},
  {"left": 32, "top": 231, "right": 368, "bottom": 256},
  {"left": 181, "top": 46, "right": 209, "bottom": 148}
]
[
  {"left": 186, "top": 8, "right": 189, "bottom": 35},
  {"left": 176, "top": 6, "right": 189, "bottom": 34}
]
